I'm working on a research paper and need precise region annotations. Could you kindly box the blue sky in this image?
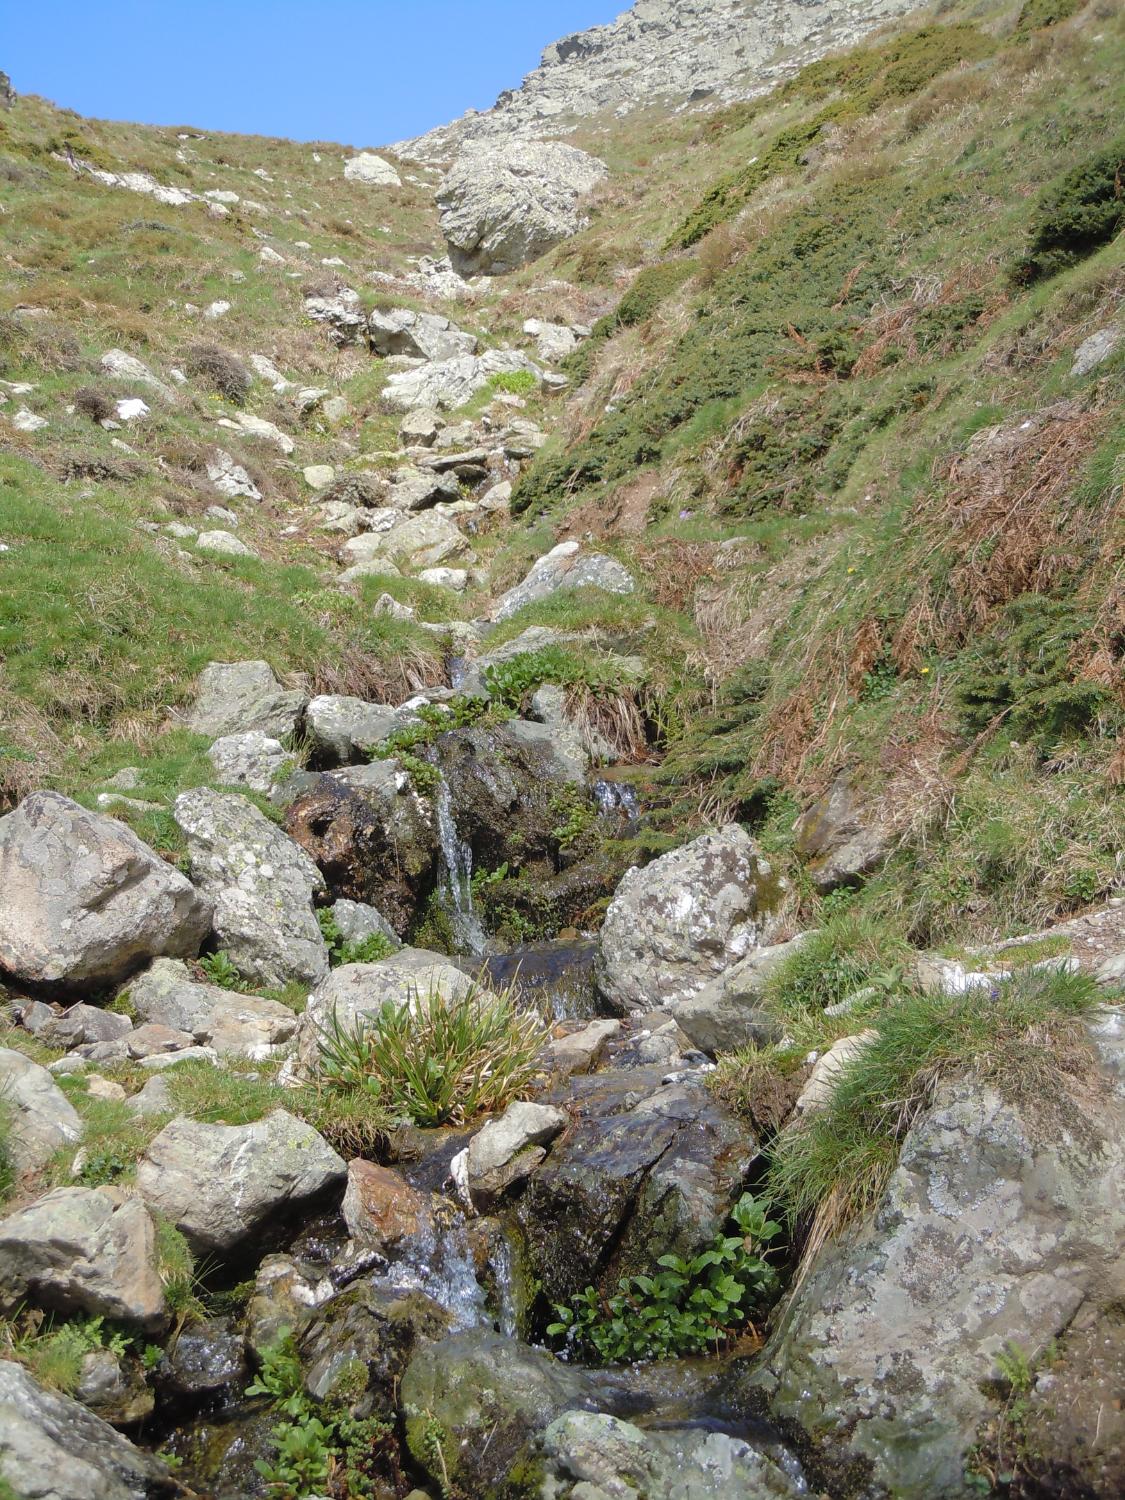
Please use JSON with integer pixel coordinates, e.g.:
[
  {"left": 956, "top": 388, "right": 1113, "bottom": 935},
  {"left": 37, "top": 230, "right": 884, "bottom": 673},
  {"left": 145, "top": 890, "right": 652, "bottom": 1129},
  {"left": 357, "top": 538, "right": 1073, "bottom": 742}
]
[{"left": 4, "top": 1, "right": 626, "bottom": 144}]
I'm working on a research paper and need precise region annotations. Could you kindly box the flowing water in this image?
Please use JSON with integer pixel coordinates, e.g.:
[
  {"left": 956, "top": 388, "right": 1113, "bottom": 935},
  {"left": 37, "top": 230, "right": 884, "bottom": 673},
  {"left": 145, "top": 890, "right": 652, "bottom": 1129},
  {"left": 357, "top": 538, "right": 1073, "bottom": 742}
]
[{"left": 434, "top": 773, "right": 489, "bottom": 957}]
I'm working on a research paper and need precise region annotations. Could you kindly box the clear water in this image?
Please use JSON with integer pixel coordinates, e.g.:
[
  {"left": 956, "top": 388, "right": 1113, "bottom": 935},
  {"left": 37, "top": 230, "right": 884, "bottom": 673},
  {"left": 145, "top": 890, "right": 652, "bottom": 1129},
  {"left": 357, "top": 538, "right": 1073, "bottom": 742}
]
[{"left": 434, "top": 774, "right": 489, "bottom": 956}]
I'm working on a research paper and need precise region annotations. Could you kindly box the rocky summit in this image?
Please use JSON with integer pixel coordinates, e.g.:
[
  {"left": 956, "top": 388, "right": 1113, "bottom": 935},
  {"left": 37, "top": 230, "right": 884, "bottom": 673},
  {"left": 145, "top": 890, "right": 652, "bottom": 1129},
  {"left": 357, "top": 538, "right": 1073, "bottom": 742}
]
[{"left": 1, "top": 2, "right": 1123, "bottom": 1499}]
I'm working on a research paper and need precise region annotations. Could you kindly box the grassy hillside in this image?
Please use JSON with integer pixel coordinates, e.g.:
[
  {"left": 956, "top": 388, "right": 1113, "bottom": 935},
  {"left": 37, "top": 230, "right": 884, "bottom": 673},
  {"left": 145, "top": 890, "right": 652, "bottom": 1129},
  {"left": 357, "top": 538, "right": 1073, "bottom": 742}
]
[{"left": 1, "top": 0, "right": 1122, "bottom": 946}]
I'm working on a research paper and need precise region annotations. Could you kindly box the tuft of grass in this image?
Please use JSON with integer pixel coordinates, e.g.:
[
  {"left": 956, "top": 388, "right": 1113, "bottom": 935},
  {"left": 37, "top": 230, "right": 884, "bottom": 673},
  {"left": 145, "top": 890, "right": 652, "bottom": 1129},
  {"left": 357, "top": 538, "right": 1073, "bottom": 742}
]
[
  {"left": 766, "top": 966, "right": 1105, "bottom": 1239},
  {"left": 155, "top": 1218, "right": 202, "bottom": 1322},
  {"left": 763, "top": 914, "right": 910, "bottom": 1022},
  {"left": 0, "top": 1312, "right": 129, "bottom": 1395},
  {"left": 316, "top": 981, "right": 548, "bottom": 1127}
]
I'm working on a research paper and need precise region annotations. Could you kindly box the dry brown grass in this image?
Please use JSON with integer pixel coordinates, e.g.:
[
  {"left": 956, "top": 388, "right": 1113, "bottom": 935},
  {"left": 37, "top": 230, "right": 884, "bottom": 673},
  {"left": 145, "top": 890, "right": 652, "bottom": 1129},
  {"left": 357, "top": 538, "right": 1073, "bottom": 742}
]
[
  {"left": 310, "top": 639, "right": 444, "bottom": 703},
  {"left": 564, "top": 682, "right": 649, "bottom": 763}
]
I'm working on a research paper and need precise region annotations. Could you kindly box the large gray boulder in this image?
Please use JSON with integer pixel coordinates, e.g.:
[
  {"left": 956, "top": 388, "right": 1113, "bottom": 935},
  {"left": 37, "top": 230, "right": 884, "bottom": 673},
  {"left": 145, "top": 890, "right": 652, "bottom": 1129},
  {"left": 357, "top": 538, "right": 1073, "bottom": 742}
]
[
  {"left": 0, "top": 1188, "right": 164, "bottom": 1329},
  {"left": 127, "top": 958, "right": 299, "bottom": 1058},
  {"left": 672, "top": 936, "right": 807, "bottom": 1057},
  {"left": 382, "top": 347, "right": 543, "bottom": 412},
  {"left": 595, "top": 825, "right": 783, "bottom": 1014},
  {"left": 0, "top": 793, "right": 212, "bottom": 992},
  {"left": 183, "top": 659, "right": 306, "bottom": 739},
  {"left": 0, "top": 1049, "right": 83, "bottom": 1176},
  {"left": 491, "top": 540, "right": 634, "bottom": 623},
  {"left": 173, "top": 788, "right": 329, "bottom": 987},
  {"left": 304, "top": 694, "right": 404, "bottom": 766},
  {"left": 295, "top": 949, "right": 474, "bottom": 1073},
  {"left": 368, "top": 307, "right": 477, "bottom": 361},
  {"left": 135, "top": 1110, "right": 345, "bottom": 1255},
  {"left": 733, "top": 1012, "right": 1125, "bottom": 1498},
  {"left": 206, "top": 730, "right": 296, "bottom": 794},
  {"left": 0, "top": 1359, "right": 176, "bottom": 1500},
  {"left": 436, "top": 140, "right": 607, "bottom": 274},
  {"left": 543, "top": 1410, "right": 803, "bottom": 1500}
]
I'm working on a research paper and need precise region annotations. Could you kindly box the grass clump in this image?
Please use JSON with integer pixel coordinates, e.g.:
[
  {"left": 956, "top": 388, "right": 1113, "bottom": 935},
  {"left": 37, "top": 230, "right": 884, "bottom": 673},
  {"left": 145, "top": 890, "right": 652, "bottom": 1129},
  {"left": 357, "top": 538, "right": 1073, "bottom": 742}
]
[
  {"left": 548, "top": 1192, "right": 780, "bottom": 1364},
  {"left": 767, "top": 966, "right": 1105, "bottom": 1238},
  {"left": 0, "top": 1312, "right": 129, "bottom": 1395},
  {"left": 316, "top": 981, "right": 547, "bottom": 1127},
  {"left": 764, "top": 914, "right": 910, "bottom": 1021}
]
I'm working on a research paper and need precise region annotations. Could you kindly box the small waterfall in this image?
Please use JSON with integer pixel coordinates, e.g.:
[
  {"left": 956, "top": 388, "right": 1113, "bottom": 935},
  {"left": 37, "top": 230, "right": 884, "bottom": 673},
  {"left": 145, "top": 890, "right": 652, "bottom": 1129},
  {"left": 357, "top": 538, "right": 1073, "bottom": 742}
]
[
  {"left": 435, "top": 774, "right": 488, "bottom": 956},
  {"left": 366, "top": 1215, "right": 488, "bottom": 1332},
  {"left": 593, "top": 778, "right": 640, "bottom": 829}
]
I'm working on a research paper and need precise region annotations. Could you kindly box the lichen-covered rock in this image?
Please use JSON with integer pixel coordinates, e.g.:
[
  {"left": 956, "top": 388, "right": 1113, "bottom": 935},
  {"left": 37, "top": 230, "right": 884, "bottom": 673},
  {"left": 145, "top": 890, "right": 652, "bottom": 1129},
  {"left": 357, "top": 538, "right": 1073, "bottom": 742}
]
[
  {"left": 465, "top": 1100, "right": 567, "bottom": 1209},
  {"left": 174, "top": 787, "right": 329, "bottom": 987},
  {"left": 0, "top": 1048, "right": 84, "bottom": 1177},
  {"left": 340, "top": 508, "right": 472, "bottom": 570},
  {"left": 284, "top": 765, "right": 438, "bottom": 933},
  {"left": 0, "top": 1188, "right": 164, "bottom": 1329},
  {"left": 595, "top": 825, "right": 783, "bottom": 1014},
  {"left": 368, "top": 307, "right": 477, "bottom": 361},
  {"left": 436, "top": 140, "right": 607, "bottom": 274},
  {"left": 730, "top": 1016, "right": 1125, "bottom": 1498},
  {"left": 0, "top": 792, "right": 211, "bottom": 992},
  {"left": 0, "top": 1358, "right": 176, "bottom": 1500},
  {"left": 127, "top": 957, "right": 299, "bottom": 1058},
  {"left": 382, "top": 347, "right": 543, "bottom": 412},
  {"left": 304, "top": 694, "right": 404, "bottom": 766},
  {"left": 343, "top": 152, "right": 401, "bottom": 186},
  {"left": 184, "top": 659, "right": 305, "bottom": 739},
  {"left": 402, "top": 1330, "right": 594, "bottom": 1494},
  {"left": 302, "top": 1281, "right": 450, "bottom": 1410},
  {"left": 491, "top": 541, "right": 634, "bottom": 623},
  {"left": 671, "top": 937, "right": 804, "bottom": 1057},
  {"left": 135, "top": 1110, "right": 345, "bottom": 1255},
  {"left": 207, "top": 730, "right": 297, "bottom": 794}
]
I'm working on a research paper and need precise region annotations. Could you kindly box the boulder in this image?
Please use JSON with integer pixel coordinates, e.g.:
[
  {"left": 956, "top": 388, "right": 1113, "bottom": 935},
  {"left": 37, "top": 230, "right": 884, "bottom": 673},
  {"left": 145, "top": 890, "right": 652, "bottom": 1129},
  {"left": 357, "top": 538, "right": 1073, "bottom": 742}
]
[
  {"left": 329, "top": 898, "right": 401, "bottom": 952},
  {"left": 135, "top": 1110, "right": 345, "bottom": 1255},
  {"left": 733, "top": 1025, "right": 1125, "bottom": 1498},
  {"left": 0, "top": 793, "right": 211, "bottom": 992},
  {"left": 184, "top": 659, "right": 306, "bottom": 739},
  {"left": 399, "top": 407, "right": 445, "bottom": 447},
  {"left": 492, "top": 541, "right": 634, "bottom": 622},
  {"left": 529, "top": 682, "right": 612, "bottom": 772},
  {"left": 343, "top": 152, "right": 401, "bottom": 186},
  {"left": 22, "top": 1002, "right": 133, "bottom": 1049},
  {"left": 387, "top": 466, "right": 461, "bottom": 512},
  {"left": 295, "top": 949, "right": 474, "bottom": 1073},
  {"left": 671, "top": 937, "right": 805, "bottom": 1057},
  {"left": 0, "top": 1188, "right": 164, "bottom": 1328},
  {"left": 595, "top": 825, "right": 783, "bottom": 1014},
  {"left": 465, "top": 1100, "right": 567, "bottom": 1209},
  {"left": 342, "top": 1159, "right": 436, "bottom": 1258},
  {"left": 205, "top": 448, "right": 261, "bottom": 501},
  {"left": 304, "top": 287, "right": 366, "bottom": 346},
  {"left": 0, "top": 1358, "right": 176, "bottom": 1500},
  {"left": 543, "top": 1410, "right": 803, "bottom": 1500},
  {"left": 226, "top": 410, "right": 294, "bottom": 453},
  {"left": 402, "top": 1330, "right": 594, "bottom": 1494},
  {"left": 341, "top": 509, "right": 471, "bottom": 571},
  {"left": 100, "top": 347, "right": 176, "bottom": 402},
  {"left": 196, "top": 529, "right": 255, "bottom": 558},
  {"left": 517, "top": 1070, "right": 754, "bottom": 1309},
  {"left": 284, "top": 765, "right": 438, "bottom": 932},
  {"left": 436, "top": 140, "right": 607, "bottom": 275},
  {"left": 0, "top": 1049, "right": 83, "bottom": 1176},
  {"left": 303, "top": 462, "right": 335, "bottom": 488},
  {"left": 304, "top": 694, "right": 403, "bottom": 765},
  {"left": 301, "top": 1281, "right": 449, "bottom": 1411},
  {"left": 542, "top": 1018, "right": 621, "bottom": 1078},
  {"left": 792, "top": 771, "right": 888, "bottom": 893},
  {"left": 383, "top": 347, "right": 542, "bottom": 412},
  {"left": 1070, "top": 324, "right": 1121, "bottom": 378},
  {"left": 207, "top": 729, "right": 296, "bottom": 793},
  {"left": 173, "top": 788, "right": 329, "bottom": 987},
  {"left": 368, "top": 308, "right": 477, "bottom": 362},
  {"left": 127, "top": 957, "right": 299, "bottom": 1057},
  {"left": 524, "top": 317, "right": 580, "bottom": 363}
]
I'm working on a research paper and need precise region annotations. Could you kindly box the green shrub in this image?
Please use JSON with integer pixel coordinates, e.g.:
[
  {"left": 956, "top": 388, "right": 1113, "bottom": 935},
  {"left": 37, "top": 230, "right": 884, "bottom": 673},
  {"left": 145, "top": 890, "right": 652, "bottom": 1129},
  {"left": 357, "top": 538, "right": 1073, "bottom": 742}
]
[
  {"left": 317, "top": 908, "right": 395, "bottom": 967},
  {"left": 197, "top": 951, "right": 251, "bottom": 992},
  {"left": 1014, "top": 140, "right": 1125, "bottom": 283},
  {"left": 548, "top": 1193, "right": 781, "bottom": 1363},
  {"left": 316, "top": 980, "right": 547, "bottom": 1127},
  {"left": 767, "top": 966, "right": 1103, "bottom": 1234},
  {"left": 482, "top": 645, "right": 614, "bottom": 710},
  {"left": 1016, "top": 0, "right": 1081, "bottom": 33}
]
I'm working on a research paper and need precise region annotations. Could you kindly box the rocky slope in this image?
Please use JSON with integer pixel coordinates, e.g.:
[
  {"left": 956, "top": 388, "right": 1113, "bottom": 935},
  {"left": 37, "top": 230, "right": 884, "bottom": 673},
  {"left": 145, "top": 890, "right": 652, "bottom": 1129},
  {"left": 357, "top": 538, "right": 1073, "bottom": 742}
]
[{"left": 397, "top": 0, "right": 926, "bottom": 160}]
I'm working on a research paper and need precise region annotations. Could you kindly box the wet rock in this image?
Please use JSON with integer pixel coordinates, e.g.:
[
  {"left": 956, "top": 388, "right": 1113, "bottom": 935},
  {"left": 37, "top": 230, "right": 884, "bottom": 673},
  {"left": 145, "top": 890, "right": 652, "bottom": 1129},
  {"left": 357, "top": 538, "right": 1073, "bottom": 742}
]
[
  {"left": 543, "top": 1409, "right": 804, "bottom": 1500},
  {"left": 136, "top": 1110, "right": 345, "bottom": 1256},
  {"left": 304, "top": 693, "right": 404, "bottom": 765},
  {"left": 183, "top": 659, "right": 305, "bottom": 739},
  {"left": 284, "top": 766, "right": 438, "bottom": 933},
  {"left": 595, "top": 825, "right": 782, "bottom": 1015},
  {"left": 518, "top": 1071, "right": 754, "bottom": 1309},
  {"left": 245, "top": 1253, "right": 328, "bottom": 1355},
  {"left": 0, "top": 792, "right": 212, "bottom": 993},
  {"left": 0, "top": 1358, "right": 176, "bottom": 1500},
  {"left": 296, "top": 949, "right": 474, "bottom": 1073},
  {"left": 465, "top": 1100, "right": 567, "bottom": 1209},
  {"left": 302, "top": 1281, "right": 450, "bottom": 1409},
  {"left": 127, "top": 958, "right": 299, "bottom": 1058},
  {"left": 436, "top": 140, "right": 607, "bottom": 275},
  {"left": 0, "top": 1187, "right": 164, "bottom": 1328},
  {"left": 342, "top": 1159, "right": 436, "bottom": 1258},
  {"left": 0, "top": 1048, "right": 84, "bottom": 1174},
  {"left": 402, "top": 1329, "right": 595, "bottom": 1494},
  {"left": 671, "top": 937, "right": 805, "bottom": 1057},
  {"left": 174, "top": 787, "right": 329, "bottom": 987},
  {"left": 206, "top": 730, "right": 297, "bottom": 794},
  {"left": 733, "top": 1028, "right": 1125, "bottom": 1499},
  {"left": 491, "top": 541, "right": 634, "bottom": 622},
  {"left": 75, "top": 1347, "right": 154, "bottom": 1425},
  {"left": 159, "top": 1321, "right": 247, "bottom": 1398},
  {"left": 542, "top": 1018, "right": 621, "bottom": 1077},
  {"left": 793, "top": 771, "right": 888, "bottom": 893}
]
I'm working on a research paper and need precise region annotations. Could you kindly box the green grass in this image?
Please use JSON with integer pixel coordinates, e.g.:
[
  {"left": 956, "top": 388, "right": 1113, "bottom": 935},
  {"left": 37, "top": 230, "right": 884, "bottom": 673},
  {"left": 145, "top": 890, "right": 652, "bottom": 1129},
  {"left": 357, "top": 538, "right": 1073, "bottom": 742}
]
[{"left": 766, "top": 966, "right": 1105, "bottom": 1235}]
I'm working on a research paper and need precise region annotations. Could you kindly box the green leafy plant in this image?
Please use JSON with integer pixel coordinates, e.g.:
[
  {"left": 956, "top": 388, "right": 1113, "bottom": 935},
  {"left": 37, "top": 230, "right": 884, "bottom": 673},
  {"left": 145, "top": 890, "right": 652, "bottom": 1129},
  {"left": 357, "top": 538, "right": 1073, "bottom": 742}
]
[
  {"left": 548, "top": 1192, "right": 781, "bottom": 1363},
  {"left": 317, "top": 908, "right": 395, "bottom": 967},
  {"left": 0, "top": 1313, "right": 129, "bottom": 1395},
  {"left": 198, "top": 951, "right": 250, "bottom": 992},
  {"left": 316, "top": 980, "right": 546, "bottom": 1127}
]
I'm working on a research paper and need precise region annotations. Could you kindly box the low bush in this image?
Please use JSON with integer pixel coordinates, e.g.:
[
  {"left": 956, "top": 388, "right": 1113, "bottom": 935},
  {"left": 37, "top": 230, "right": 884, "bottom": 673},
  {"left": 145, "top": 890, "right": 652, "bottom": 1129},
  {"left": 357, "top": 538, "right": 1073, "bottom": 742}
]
[
  {"left": 1014, "top": 140, "right": 1125, "bottom": 283},
  {"left": 183, "top": 341, "right": 252, "bottom": 403},
  {"left": 72, "top": 386, "right": 115, "bottom": 423},
  {"left": 316, "top": 980, "right": 547, "bottom": 1127},
  {"left": 548, "top": 1192, "right": 781, "bottom": 1363}
]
